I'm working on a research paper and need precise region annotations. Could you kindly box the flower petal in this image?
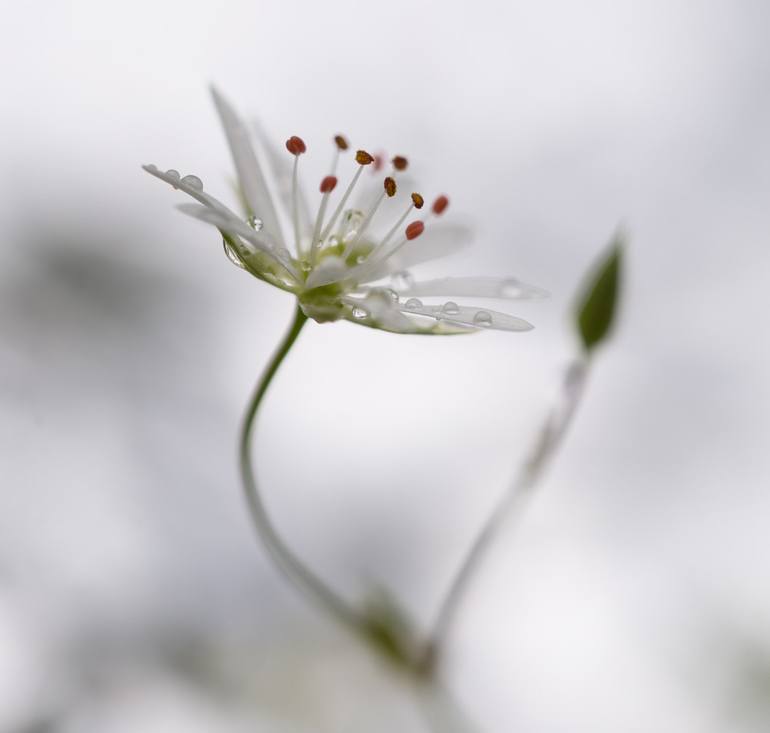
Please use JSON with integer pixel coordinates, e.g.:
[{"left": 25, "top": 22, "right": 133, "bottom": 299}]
[
  {"left": 210, "top": 86, "right": 286, "bottom": 247},
  {"left": 143, "top": 164, "right": 240, "bottom": 217},
  {"left": 357, "top": 223, "right": 474, "bottom": 282},
  {"left": 176, "top": 203, "right": 300, "bottom": 283},
  {"left": 398, "top": 276, "right": 548, "bottom": 300},
  {"left": 341, "top": 293, "right": 474, "bottom": 335},
  {"left": 397, "top": 301, "right": 534, "bottom": 332}
]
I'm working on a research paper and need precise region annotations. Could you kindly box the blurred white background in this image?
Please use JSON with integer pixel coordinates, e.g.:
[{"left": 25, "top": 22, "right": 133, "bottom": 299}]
[{"left": 1, "top": 0, "right": 769, "bottom": 731}]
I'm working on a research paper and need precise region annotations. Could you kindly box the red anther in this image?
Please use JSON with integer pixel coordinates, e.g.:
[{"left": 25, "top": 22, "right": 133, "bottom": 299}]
[
  {"left": 392, "top": 155, "right": 408, "bottom": 171},
  {"left": 320, "top": 175, "right": 338, "bottom": 193},
  {"left": 405, "top": 221, "right": 425, "bottom": 240},
  {"left": 411, "top": 193, "right": 424, "bottom": 209},
  {"left": 432, "top": 195, "right": 449, "bottom": 215},
  {"left": 285, "top": 136, "right": 306, "bottom": 155},
  {"left": 334, "top": 134, "right": 349, "bottom": 151},
  {"left": 384, "top": 177, "right": 397, "bottom": 197},
  {"left": 355, "top": 149, "right": 375, "bottom": 165},
  {"left": 373, "top": 153, "right": 384, "bottom": 171}
]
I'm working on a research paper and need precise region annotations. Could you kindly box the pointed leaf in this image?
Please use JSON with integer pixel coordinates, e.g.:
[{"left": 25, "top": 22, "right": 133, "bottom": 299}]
[{"left": 575, "top": 235, "right": 623, "bottom": 353}]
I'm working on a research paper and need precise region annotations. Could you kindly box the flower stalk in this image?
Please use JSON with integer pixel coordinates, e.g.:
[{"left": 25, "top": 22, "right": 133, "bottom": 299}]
[
  {"left": 239, "top": 303, "right": 363, "bottom": 636},
  {"left": 421, "top": 359, "right": 589, "bottom": 672}
]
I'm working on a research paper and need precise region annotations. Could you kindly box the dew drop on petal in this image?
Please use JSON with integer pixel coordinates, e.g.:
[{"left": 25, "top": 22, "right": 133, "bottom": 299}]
[
  {"left": 248, "top": 215, "right": 263, "bottom": 231},
  {"left": 181, "top": 174, "right": 203, "bottom": 190},
  {"left": 499, "top": 278, "right": 523, "bottom": 297},
  {"left": 392, "top": 270, "right": 414, "bottom": 290},
  {"left": 441, "top": 301, "right": 460, "bottom": 316},
  {"left": 356, "top": 254, "right": 367, "bottom": 264},
  {"left": 473, "top": 310, "right": 493, "bottom": 327},
  {"left": 405, "top": 297, "right": 422, "bottom": 311},
  {"left": 352, "top": 305, "right": 369, "bottom": 320},
  {"left": 166, "top": 169, "right": 180, "bottom": 189},
  {"left": 222, "top": 238, "right": 245, "bottom": 270}
]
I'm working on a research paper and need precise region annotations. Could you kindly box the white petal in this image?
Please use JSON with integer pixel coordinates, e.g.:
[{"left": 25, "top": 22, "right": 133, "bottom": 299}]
[
  {"left": 399, "top": 276, "right": 548, "bottom": 300},
  {"left": 176, "top": 203, "right": 274, "bottom": 251},
  {"left": 397, "top": 301, "right": 533, "bottom": 332},
  {"left": 210, "top": 87, "right": 286, "bottom": 247},
  {"left": 305, "top": 255, "right": 348, "bottom": 289},
  {"left": 342, "top": 294, "right": 473, "bottom": 335},
  {"left": 359, "top": 223, "right": 474, "bottom": 282},
  {"left": 143, "top": 164, "right": 240, "bottom": 217},
  {"left": 251, "top": 118, "right": 312, "bottom": 239},
  {"left": 176, "top": 203, "right": 300, "bottom": 282}
]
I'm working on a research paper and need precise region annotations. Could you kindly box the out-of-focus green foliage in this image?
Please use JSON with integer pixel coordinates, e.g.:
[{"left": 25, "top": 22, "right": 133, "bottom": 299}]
[{"left": 575, "top": 235, "right": 623, "bottom": 353}]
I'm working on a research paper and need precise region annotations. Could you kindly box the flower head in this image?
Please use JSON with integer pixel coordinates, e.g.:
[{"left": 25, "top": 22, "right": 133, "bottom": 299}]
[{"left": 144, "top": 88, "right": 545, "bottom": 334}]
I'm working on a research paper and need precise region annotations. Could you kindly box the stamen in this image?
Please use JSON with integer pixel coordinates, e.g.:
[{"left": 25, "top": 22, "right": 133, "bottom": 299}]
[
  {"left": 285, "top": 136, "right": 306, "bottom": 155},
  {"left": 392, "top": 156, "right": 409, "bottom": 171},
  {"left": 432, "top": 195, "right": 449, "bottom": 215},
  {"left": 331, "top": 135, "right": 349, "bottom": 177},
  {"left": 355, "top": 150, "right": 375, "bottom": 165},
  {"left": 320, "top": 175, "right": 338, "bottom": 193},
  {"left": 405, "top": 221, "right": 424, "bottom": 240},
  {"left": 373, "top": 153, "right": 385, "bottom": 172},
  {"left": 320, "top": 150, "right": 375, "bottom": 242},
  {"left": 411, "top": 193, "right": 424, "bottom": 209},
  {"left": 285, "top": 136, "right": 306, "bottom": 254},
  {"left": 356, "top": 196, "right": 418, "bottom": 269},
  {"left": 340, "top": 176, "right": 397, "bottom": 262},
  {"left": 310, "top": 176, "right": 338, "bottom": 263}
]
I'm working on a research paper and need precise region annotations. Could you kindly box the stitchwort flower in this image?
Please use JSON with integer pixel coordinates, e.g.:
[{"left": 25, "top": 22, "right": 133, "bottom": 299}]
[{"left": 144, "top": 88, "right": 545, "bottom": 334}]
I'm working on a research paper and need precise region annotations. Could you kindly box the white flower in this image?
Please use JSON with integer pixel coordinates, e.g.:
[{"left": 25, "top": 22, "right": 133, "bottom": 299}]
[{"left": 144, "top": 88, "right": 545, "bottom": 334}]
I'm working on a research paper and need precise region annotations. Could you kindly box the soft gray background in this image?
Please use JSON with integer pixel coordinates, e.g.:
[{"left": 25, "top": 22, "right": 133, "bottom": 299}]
[{"left": 1, "top": 1, "right": 769, "bottom": 731}]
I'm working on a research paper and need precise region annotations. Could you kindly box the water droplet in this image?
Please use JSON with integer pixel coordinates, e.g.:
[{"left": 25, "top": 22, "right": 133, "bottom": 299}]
[
  {"left": 166, "top": 169, "right": 180, "bottom": 189},
  {"left": 499, "top": 278, "right": 522, "bottom": 297},
  {"left": 356, "top": 254, "right": 367, "bottom": 264},
  {"left": 441, "top": 301, "right": 460, "bottom": 316},
  {"left": 247, "top": 215, "right": 263, "bottom": 231},
  {"left": 340, "top": 209, "right": 364, "bottom": 241},
  {"left": 352, "top": 305, "right": 369, "bottom": 320},
  {"left": 405, "top": 298, "right": 423, "bottom": 311},
  {"left": 300, "top": 260, "right": 312, "bottom": 272},
  {"left": 473, "top": 310, "right": 493, "bottom": 327},
  {"left": 181, "top": 174, "right": 203, "bottom": 190},
  {"left": 386, "top": 289, "right": 399, "bottom": 302},
  {"left": 392, "top": 271, "right": 414, "bottom": 290},
  {"left": 327, "top": 235, "right": 340, "bottom": 247},
  {"left": 222, "top": 239, "right": 245, "bottom": 269}
]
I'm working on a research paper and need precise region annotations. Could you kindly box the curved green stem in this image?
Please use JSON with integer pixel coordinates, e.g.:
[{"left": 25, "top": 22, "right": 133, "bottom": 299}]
[
  {"left": 422, "top": 358, "right": 590, "bottom": 669},
  {"left": 239, "top": 303, "right": 363, "bottom": 634}
]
